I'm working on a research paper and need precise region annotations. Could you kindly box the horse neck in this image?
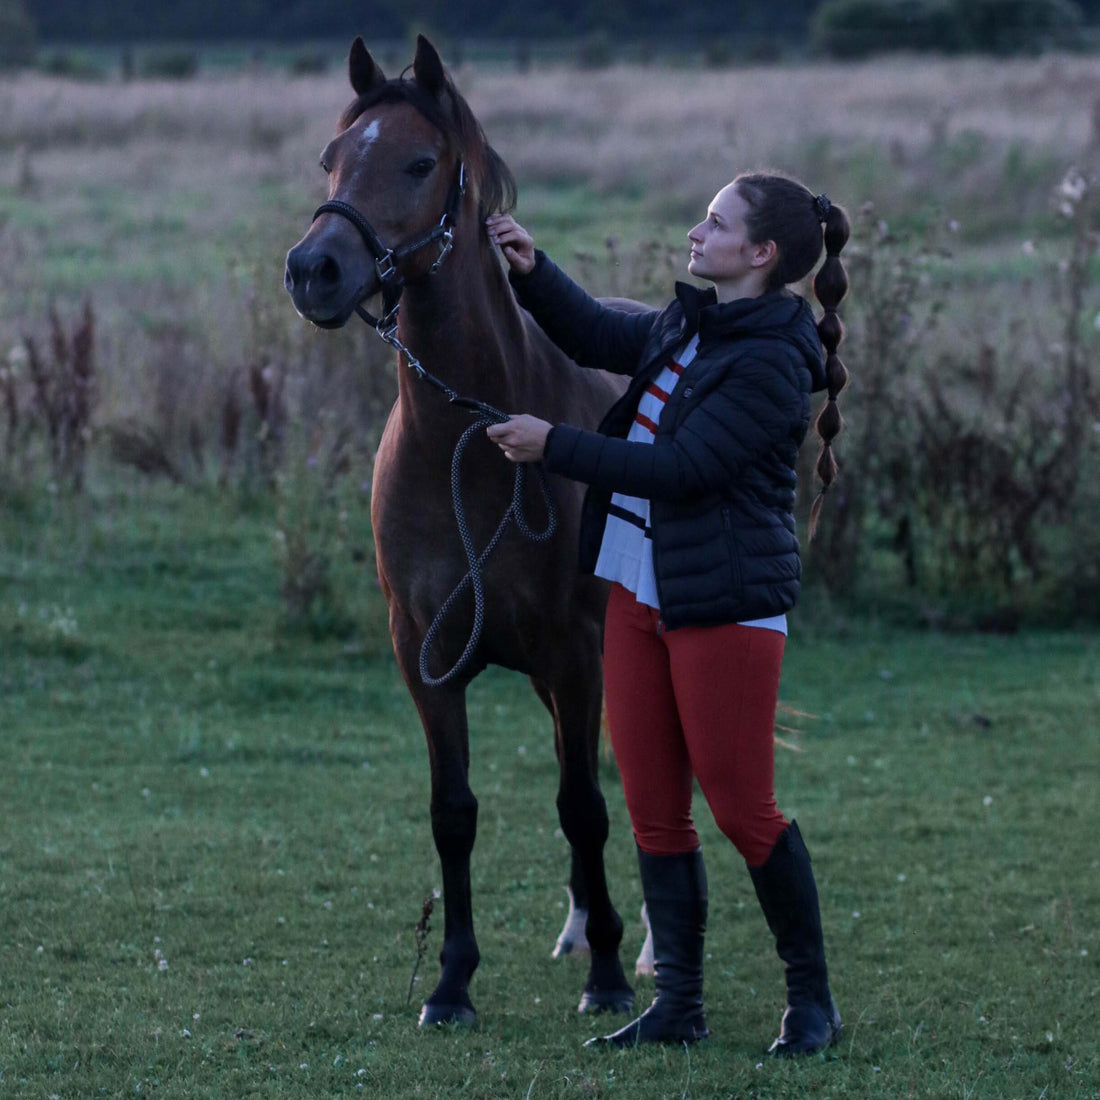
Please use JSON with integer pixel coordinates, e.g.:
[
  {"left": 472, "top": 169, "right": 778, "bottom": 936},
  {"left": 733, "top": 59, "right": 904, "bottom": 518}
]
[{"left": 393, "top": 222, "right": 528, "bottom": 429}]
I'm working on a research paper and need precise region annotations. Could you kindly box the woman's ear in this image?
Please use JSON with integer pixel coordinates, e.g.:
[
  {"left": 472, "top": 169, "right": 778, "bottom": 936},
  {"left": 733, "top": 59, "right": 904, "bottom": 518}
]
[{"left": 752, "top": 239, "right": 778, "bottom": 269}]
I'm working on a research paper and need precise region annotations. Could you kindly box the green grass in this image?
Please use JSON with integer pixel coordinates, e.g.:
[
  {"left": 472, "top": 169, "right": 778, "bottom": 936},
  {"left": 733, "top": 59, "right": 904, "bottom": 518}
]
[{"left": 2, "top": 483, "right": 1098, "bottom": 1098}]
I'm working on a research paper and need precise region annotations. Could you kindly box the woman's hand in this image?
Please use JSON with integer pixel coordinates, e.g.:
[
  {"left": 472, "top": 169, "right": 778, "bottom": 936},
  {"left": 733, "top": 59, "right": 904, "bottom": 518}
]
[
  {"left": 486, "top": 214, "right": 536, "bottom": 275},
  {"left": 486, "top": 415, "right": 552, "bottom": 463}
]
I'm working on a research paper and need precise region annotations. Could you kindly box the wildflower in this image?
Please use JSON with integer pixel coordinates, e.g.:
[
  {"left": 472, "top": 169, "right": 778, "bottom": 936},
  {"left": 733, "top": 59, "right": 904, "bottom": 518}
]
[
  {"left": 1059, "top": 168, "right": 1087, "bottom": 204},
  {"left": 897, "top": 873, "right": 906, "bottom": 883},
  {"left": 1021, "top": 240, "right": 1036, "bottom": 256},
  {"left": 983, "top": 796, "right": 993, "bottom": 807}
]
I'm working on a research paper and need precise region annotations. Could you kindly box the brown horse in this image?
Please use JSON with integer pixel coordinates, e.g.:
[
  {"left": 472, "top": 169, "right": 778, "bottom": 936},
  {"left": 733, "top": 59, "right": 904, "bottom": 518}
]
[{"left": 284, "top": 35, "right": 636, "bottom": 1028}]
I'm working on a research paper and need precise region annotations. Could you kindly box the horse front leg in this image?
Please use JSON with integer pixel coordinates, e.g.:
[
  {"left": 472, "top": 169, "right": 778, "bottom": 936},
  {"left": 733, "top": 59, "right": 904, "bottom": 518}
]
[
  {"left": 401, "top": 661, "right": 481, "bottom": 1028},
  {"left": 537, "top": 659, "right": 634, "bottom": 1016}
]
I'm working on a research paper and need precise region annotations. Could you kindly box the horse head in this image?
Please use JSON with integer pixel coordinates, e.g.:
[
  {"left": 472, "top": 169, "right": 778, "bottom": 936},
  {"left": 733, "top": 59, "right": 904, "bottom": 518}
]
[{"left": 285, "top": 35, "right": 514, "bottom": 329}]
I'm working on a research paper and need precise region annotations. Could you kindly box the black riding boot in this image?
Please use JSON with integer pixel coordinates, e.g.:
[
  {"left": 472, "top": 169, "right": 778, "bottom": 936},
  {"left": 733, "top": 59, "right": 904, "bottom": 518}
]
[
  {"left": 586, "top": 847, "right": 709, "bottom": 1048},
  {"left": 749, "top": 821, "right": 842, "bottom": 1056}
]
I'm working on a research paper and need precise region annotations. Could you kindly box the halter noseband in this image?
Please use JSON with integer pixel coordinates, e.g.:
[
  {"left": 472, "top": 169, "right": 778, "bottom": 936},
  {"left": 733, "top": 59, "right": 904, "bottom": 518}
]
[{"left": 311, "top": 161, "right": 467, "bottom": 326}]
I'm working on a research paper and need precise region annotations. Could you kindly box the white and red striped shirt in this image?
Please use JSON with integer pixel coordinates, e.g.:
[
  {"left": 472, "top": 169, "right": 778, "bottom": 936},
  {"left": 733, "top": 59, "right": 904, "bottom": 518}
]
[{"left": 594, "top": 335, "right": 787, "bottom": 635}]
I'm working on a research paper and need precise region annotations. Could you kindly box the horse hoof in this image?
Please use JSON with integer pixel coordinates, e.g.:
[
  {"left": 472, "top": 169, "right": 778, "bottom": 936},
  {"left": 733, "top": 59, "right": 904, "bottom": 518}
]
[
  {"left": 577, "top": 990, "right": 635, "bottom": 1015},
  {"left": 419, "top": 1002, "right": 479, "bottom": 1029}
]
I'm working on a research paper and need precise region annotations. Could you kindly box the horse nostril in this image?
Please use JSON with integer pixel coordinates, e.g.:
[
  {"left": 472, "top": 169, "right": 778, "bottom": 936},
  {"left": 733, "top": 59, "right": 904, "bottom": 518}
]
[
  {"left": 317, "top": 254, "right": 341, "bottom": 287},
  {"left": 285, "top": 247, "right": 341, "bottom": 295}
]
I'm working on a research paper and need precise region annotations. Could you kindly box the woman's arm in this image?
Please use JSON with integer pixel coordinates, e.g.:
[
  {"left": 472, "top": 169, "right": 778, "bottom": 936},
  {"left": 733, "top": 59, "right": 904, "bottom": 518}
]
[
  {"left": 489, "top": 356, "right": 804, "bottom": 501},
  {"left": 487, "top": 214, "right": 659, "bottom": 375},
  {"left": 545, "top": 357, "right": 802, "bottom": 499}
]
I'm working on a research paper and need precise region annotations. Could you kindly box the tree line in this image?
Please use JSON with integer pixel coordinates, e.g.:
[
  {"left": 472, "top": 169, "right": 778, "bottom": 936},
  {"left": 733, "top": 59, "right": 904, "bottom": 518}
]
[
  {"left": 15, "top": 0, "right": 914, "bottom": 44},
  {"left": 15, "top": 0, "right": 1100, "bottom": 59}
]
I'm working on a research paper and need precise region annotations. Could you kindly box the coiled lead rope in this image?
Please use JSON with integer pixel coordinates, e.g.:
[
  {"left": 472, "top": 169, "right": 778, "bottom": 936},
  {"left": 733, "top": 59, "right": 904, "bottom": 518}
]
[
  {"left": 418, "top": 409, "right": 557, "bottom": 687},
  {"left": 361, "top": 305, "right": 558, "bottom": 686}
]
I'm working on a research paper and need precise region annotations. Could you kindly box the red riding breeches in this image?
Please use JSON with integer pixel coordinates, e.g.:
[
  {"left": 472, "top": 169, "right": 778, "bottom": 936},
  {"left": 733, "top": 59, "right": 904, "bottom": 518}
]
[{"left": 602, "top": 582, "right": 790, "bottom": 867}]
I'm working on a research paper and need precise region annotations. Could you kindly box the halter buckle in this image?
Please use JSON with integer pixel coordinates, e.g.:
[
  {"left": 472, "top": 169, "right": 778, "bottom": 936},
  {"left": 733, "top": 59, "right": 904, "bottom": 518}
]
[
  {"left": 429, "top": 227, "right": 455, "bottom": 275},
  {"left": 375, "top": 250, "right": 398, "bottom": 284}
]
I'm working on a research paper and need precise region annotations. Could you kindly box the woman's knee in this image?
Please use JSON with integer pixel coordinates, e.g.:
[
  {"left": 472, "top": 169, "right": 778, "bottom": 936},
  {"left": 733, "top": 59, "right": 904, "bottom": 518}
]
[{"left": 712, "top": 806, "right": 787, "bottom": 866}]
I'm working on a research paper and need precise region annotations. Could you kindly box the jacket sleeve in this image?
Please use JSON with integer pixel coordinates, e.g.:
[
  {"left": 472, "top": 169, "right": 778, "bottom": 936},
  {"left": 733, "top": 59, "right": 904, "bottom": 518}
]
[
  {"left": 509, "top": 250, "right": 660, "bottom": 375},
  {"left": 544, "top": 355, "right": 803, "bottom": 501}
]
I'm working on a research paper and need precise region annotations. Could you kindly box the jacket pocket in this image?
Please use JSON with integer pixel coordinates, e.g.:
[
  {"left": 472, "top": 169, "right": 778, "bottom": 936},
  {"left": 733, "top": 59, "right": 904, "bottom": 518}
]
[{"left": 721, "top": 506, "right": 744, "bottom": 605}]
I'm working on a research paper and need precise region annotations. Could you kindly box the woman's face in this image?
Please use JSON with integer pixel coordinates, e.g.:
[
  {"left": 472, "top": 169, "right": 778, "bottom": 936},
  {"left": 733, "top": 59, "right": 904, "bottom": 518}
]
[{"left": 687, "top": 184, "right": 774, "bottom": 298}]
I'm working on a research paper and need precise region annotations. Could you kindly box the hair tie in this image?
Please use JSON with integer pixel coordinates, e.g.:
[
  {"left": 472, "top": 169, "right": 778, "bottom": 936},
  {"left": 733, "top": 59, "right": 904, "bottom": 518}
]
[{"left": 814, "top": 193, "right": 831, "bottom": 223}]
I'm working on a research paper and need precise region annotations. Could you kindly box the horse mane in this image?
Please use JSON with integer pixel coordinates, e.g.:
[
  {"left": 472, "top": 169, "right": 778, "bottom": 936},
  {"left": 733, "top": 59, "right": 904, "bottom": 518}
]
[{"left": 338, "top": 78, "right": 517, "bottom": 219}]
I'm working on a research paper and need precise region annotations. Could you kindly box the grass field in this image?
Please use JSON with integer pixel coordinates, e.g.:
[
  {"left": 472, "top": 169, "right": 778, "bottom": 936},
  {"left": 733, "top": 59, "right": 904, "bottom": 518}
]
[
  {"left": 1, "top": 48, "right": 1099, "bottom": 1097},
  {"left": 2, "top": 485, "right": 1098, "bottom": 1098}
]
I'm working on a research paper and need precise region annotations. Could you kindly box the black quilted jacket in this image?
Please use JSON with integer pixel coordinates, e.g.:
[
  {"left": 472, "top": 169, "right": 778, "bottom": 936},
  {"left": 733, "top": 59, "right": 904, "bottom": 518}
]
[{"left": 510, "top": 250, "right": 827, "bottom": 630}]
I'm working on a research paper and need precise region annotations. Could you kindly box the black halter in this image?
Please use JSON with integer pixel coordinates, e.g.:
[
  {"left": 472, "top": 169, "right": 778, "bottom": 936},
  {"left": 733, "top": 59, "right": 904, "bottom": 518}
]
[{"left": 311, "top": 161, "right": 467, "bottom": 325}]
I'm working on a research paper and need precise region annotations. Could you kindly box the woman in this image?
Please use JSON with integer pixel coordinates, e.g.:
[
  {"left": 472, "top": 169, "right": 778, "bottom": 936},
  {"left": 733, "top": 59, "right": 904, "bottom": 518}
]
[{"left": 485, "top": 173, "right": 849, "bottom": 1055}]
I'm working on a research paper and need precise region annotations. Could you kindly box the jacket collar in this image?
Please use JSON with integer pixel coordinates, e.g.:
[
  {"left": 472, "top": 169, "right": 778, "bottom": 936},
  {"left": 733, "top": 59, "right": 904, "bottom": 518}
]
[{"left": 674, "top": 281, "right": 717, "bottom": 338}]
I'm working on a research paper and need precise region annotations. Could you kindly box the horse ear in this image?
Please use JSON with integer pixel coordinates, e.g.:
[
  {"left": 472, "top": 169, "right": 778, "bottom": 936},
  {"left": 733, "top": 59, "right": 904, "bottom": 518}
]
[
  {"left": 348, "top": 36, "right": 386, "bottom": 96},
  {"left": 412, "top": 34, "right": 447, "bottom": 98}
]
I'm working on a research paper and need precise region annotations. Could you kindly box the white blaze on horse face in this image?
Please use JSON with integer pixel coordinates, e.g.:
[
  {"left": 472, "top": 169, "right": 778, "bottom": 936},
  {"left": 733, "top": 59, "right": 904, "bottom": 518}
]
[
  {"left": 357, "top": 118, "right": 383, "bottom": 152},
  {"left": 349, "top": 117, "right": 386, "bottom": 192}
]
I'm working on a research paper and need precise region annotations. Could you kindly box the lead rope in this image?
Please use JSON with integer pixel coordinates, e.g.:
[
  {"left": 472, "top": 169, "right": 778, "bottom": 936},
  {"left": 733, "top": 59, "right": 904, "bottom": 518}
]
[
  {"left": 363, "top": 306, "right": 558, "bottom": 687},
  {"left": 419, "top": 411, "right": 556, "bottom": 687}
]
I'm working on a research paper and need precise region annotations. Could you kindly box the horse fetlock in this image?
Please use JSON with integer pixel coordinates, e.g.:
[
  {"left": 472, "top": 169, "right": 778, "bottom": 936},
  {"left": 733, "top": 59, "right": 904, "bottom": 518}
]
[
  {"left": 439, "top": 937, "right": 480, "bottom": 980},
  {"left": 584, "top": 906, "right": 625, "bottom": 955}
]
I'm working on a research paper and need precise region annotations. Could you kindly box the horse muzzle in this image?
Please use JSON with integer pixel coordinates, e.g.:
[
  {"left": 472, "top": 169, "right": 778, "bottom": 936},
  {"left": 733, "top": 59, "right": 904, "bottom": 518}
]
[{"left": 284, "top": 235, "right": 375, "bottom": 329}]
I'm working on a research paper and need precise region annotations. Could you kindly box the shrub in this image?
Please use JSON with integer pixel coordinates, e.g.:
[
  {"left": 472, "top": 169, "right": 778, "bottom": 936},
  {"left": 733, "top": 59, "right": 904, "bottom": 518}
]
[
  {"left": 0, "top": 0, "right": 36, "bottom": 69},
  {"left": 956, "top": 0, "right": 1084, "bottom": 54},
  {"left": 812, "top": 0, "right": 1084, "bottom": 57},
  {"left": 289, "top": 51, "right": 329, "bottom": 75},
  {"left": 9, "top": 301, "right": 97, "bottom": 493},
  {"left": 139, "top": 50, "right": 199, "bottom": 80},
  {"left": 803, "top": 174, "right": 1100, "bottom": 624},
  {"left": 39, "top": 51, "right": 107, "bottom": 81},
  {"left": 576, "top": 32, "right": 613, "bottom": 69},
  {"left": 812, "top": 0, "right": 964, "bottom": 57}
]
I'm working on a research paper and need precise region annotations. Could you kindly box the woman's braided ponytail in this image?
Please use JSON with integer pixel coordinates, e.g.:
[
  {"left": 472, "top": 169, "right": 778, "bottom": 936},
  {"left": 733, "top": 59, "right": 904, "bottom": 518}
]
[{"left": 808, "top": 202, "right": 850, "bottom": 540}]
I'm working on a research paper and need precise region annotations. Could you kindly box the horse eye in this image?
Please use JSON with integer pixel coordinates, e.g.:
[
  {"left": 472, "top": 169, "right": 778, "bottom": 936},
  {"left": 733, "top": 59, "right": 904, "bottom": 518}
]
[
  {"left": 408, "top": 158, "right": 436, "bottom": 178},
  {"left": 320, "top": 159, "right": 331, "bottom": 175}
]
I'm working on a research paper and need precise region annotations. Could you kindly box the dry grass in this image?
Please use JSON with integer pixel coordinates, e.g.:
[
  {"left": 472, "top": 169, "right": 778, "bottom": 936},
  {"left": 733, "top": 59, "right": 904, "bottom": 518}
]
[
  {"left": 1, "top": 53, "right": 1098, "bottom": 615},
  {"left": 2, "top": 53, "right": 1099, "bottom": 220}
]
